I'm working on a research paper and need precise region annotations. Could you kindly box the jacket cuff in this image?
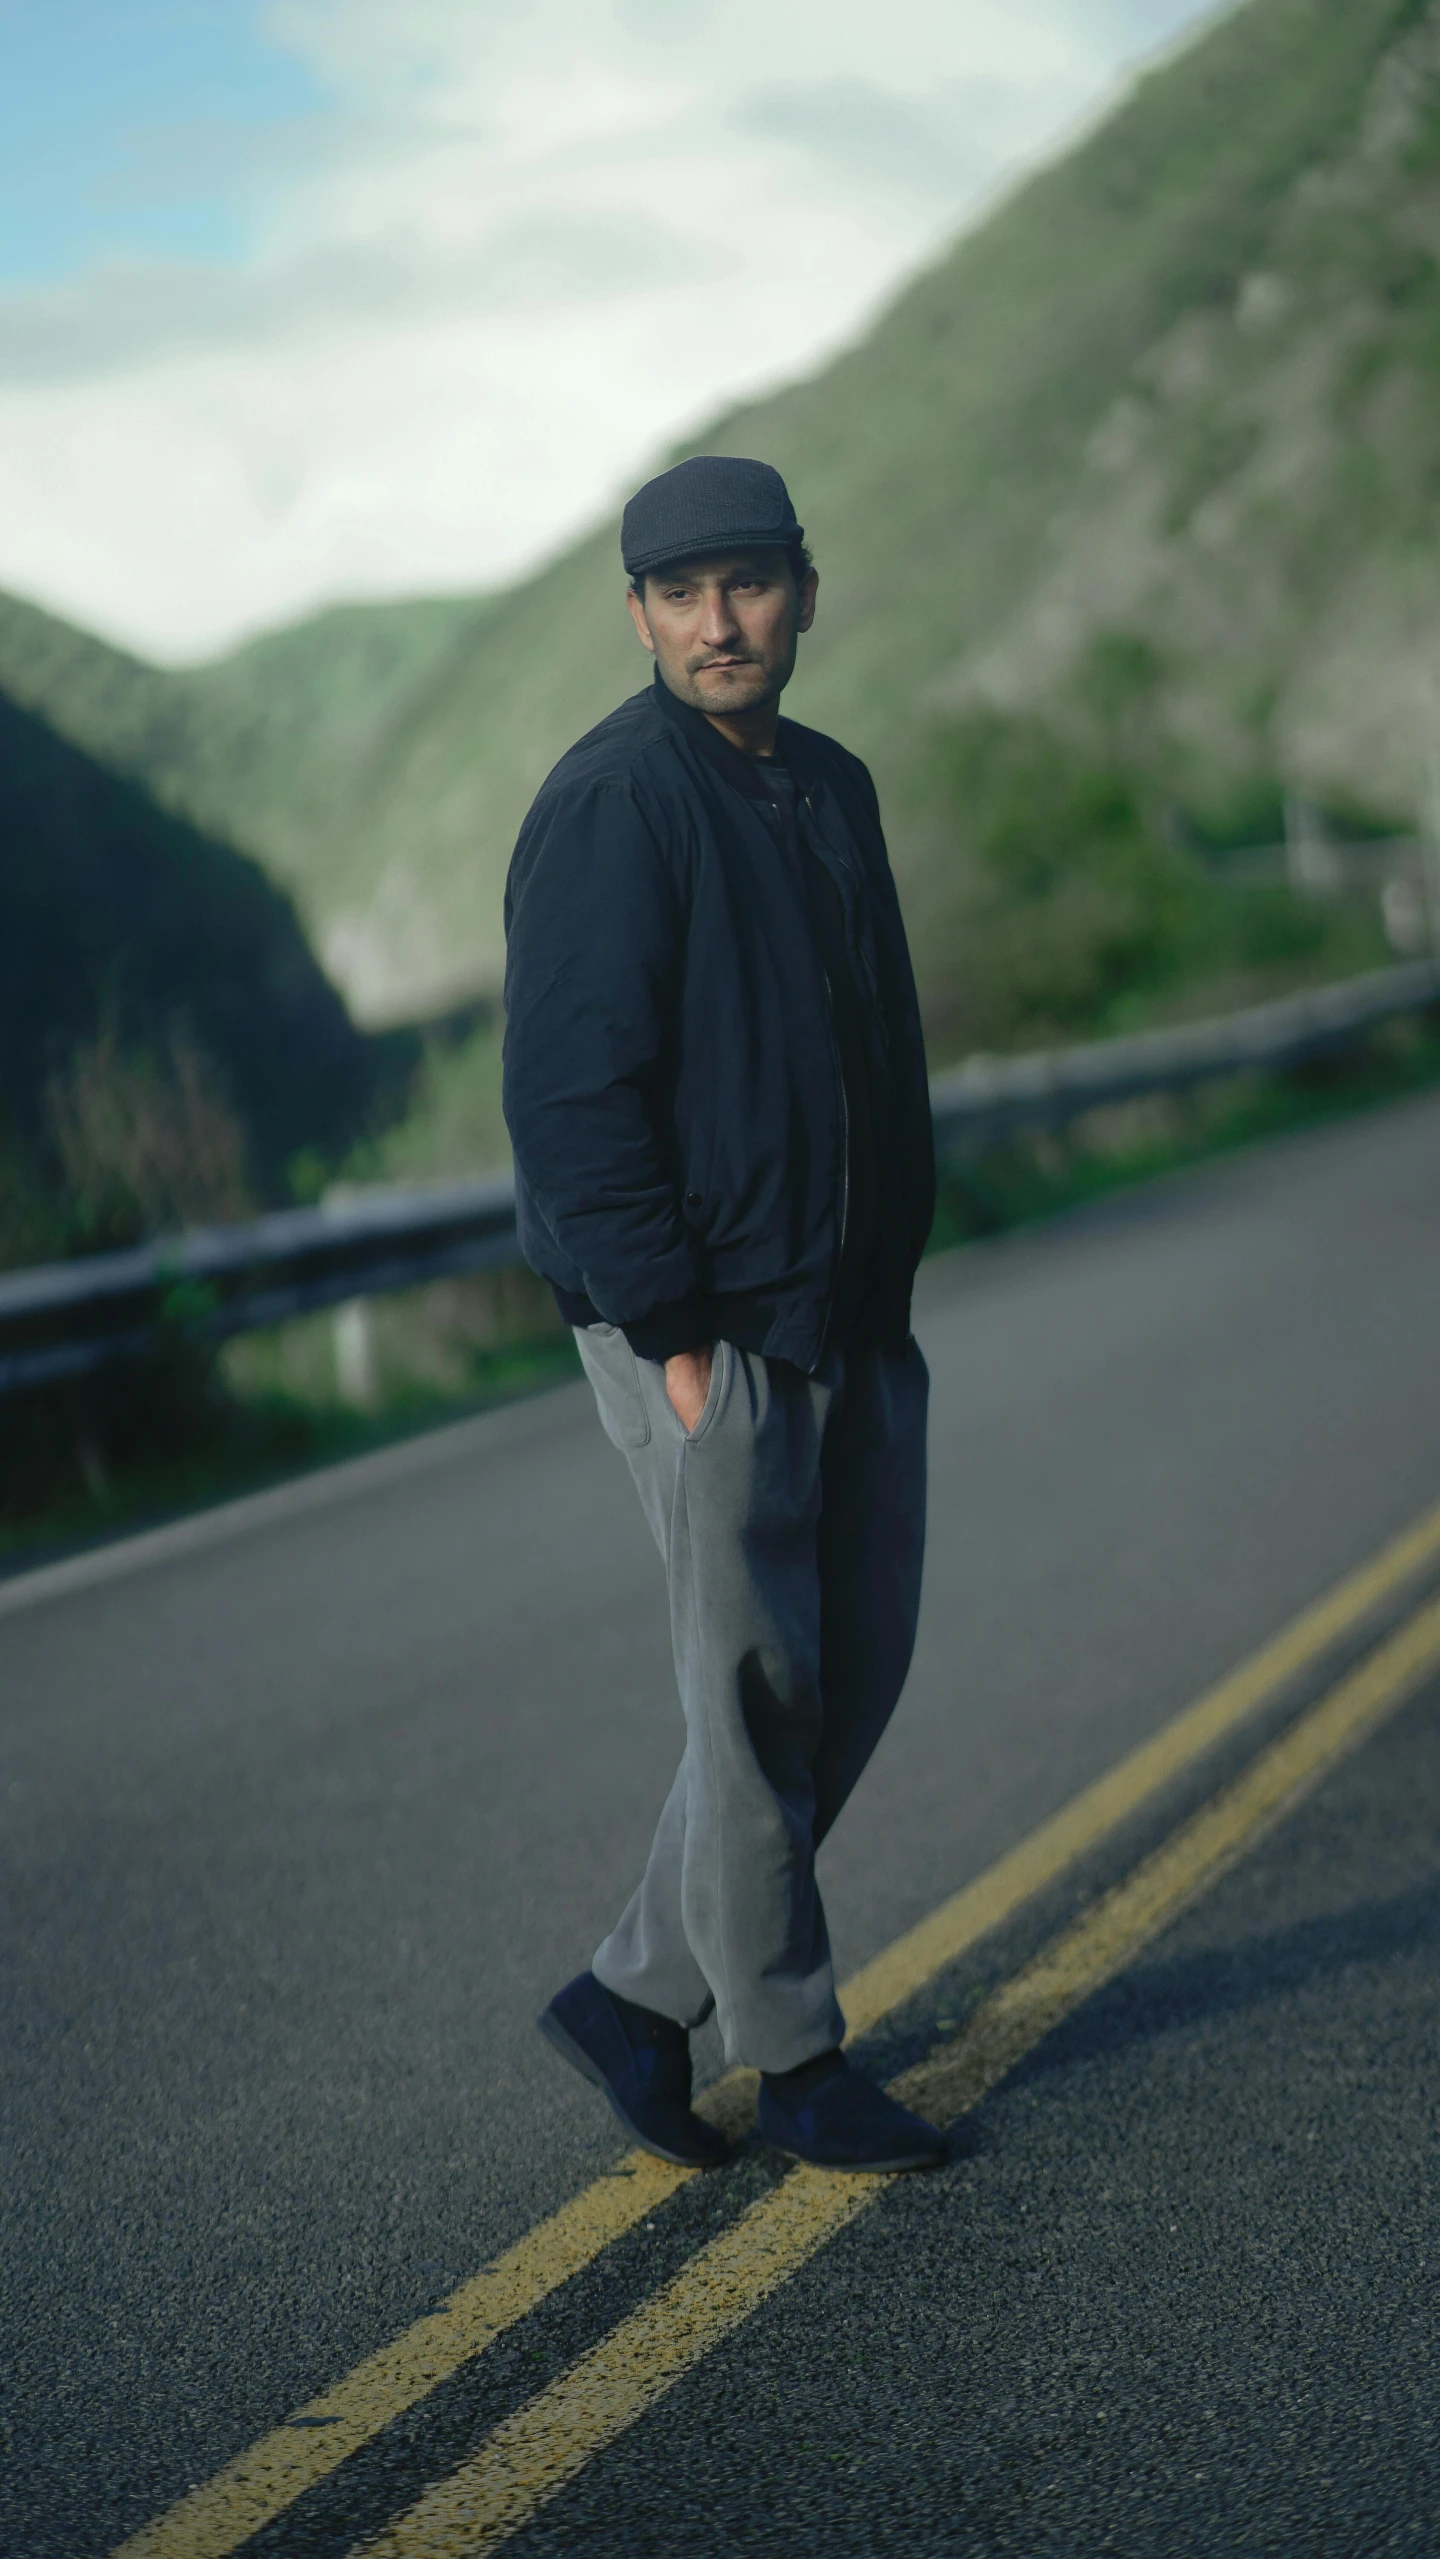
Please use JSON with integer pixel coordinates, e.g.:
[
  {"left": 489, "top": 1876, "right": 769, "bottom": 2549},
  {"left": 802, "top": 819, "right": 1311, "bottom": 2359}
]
[{"left": 621, "top": 1296, "right": 712, "bottom": 1362}]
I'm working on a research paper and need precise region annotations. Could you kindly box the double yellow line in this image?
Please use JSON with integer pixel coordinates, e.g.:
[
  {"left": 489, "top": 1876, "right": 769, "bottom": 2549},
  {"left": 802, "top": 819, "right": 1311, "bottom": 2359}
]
[{"left": 116, "top": 1496, "right": 1440, "bottom": 2559}]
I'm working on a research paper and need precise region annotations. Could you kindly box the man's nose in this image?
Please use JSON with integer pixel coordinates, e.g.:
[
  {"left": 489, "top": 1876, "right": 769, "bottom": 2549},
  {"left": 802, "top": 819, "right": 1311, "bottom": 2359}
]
[{"left": 697, "top": 588, "right": 740, "bottom": 644}]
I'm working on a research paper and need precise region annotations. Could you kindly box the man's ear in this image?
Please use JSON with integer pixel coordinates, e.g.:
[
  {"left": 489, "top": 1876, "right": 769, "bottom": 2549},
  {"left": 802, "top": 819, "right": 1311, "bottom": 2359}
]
[
  {"left": 625, "top": 586, "right": 656, "bottom": 654},
  {"left": 795, "top": 567, "right": 819, "bottom": 637}
]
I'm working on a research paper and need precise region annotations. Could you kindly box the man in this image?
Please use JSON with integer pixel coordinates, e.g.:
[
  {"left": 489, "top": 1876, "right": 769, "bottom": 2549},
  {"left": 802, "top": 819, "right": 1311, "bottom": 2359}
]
[{"left": 503, "top": 453, "right": 944, "bottom": 2173}]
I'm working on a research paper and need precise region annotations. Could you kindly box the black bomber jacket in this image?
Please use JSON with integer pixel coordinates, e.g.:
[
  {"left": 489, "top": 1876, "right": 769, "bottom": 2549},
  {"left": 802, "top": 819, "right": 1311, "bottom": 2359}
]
[{"left": 502, "top": 673, "right": 935, "bottom": 1372}]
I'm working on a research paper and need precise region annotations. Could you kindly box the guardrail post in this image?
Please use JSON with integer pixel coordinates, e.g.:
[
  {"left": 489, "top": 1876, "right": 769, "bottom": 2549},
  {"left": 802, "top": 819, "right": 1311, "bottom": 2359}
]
[
  {"left": 333, "top": 1299, "right": 379, "bottom": 1408},
  {"left": 1284, "top": 792, "right": 1341, "bottom": 895}
]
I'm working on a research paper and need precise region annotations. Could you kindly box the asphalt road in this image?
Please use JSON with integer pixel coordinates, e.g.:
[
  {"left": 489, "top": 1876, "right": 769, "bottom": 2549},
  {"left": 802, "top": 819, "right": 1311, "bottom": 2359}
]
[{"left": 4, "top": 1088, "right": 1440, "bottom": 2558}]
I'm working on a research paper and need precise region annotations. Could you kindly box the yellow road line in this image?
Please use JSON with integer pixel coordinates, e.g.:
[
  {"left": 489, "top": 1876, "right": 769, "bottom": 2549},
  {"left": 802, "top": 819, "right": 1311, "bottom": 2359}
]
[
  {"left": 359, "top": 2168, "right": 871, "bottom": 2559},
  {"left": 893, "top": 1585, "right": 1440, "bottom": 2127},
  {"left": 110, "top": 2156, "right": 690, "bottom": 2559},
  {"left": 112, "top": 1493, "right": 1440, "bottom": 2559},
  {"left": 364, "top": 1589, "right": 1440, "bottom": 2559},
  {"left": 841, "top": 1490, "right": 1440, "bottom": 2039}
]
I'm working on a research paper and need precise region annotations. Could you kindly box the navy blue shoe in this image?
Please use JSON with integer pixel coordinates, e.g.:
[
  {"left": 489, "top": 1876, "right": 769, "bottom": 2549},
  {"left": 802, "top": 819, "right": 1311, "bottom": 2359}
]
[
  {"left": 538, "top": 1971, "right": 731, "bottom": 2170},
  {"left": 757, "top": 2054, "right": 946, "bottom": 2172}
]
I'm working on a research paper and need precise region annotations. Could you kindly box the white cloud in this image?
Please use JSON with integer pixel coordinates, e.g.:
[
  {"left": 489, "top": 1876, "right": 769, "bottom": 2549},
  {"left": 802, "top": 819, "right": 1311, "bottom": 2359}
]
[{"left": 0, "top": 0, "right": 1210, "bottom": 658}]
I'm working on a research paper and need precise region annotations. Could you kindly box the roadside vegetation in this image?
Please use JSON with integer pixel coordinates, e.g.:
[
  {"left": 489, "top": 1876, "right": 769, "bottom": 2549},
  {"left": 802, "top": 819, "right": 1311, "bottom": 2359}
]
[{"left": 902, "top": 662, "right": 1398, "bottom": 1061}]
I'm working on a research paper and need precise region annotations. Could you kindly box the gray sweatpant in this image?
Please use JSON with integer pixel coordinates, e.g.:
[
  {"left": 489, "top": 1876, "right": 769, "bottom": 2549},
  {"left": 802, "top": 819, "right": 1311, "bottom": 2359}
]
[{"left": 575, "top": 1324, "right": 928, "bottom": 2074}]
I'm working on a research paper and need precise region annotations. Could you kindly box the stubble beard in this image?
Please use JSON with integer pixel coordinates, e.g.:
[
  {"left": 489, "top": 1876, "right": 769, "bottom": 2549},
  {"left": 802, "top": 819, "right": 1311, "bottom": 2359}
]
[
  {"left": 687, "top": 666, "right": 768, "bottom": 712},
  {"left": 667, "top": 646, "right": 784, "bottom": 717}
]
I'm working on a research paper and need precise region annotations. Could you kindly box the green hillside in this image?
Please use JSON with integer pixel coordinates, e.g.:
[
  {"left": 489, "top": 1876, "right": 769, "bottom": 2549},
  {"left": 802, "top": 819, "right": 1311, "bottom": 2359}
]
[
  {"left": 0, "top": 686, "right": 387, "bottom": 1264},
  {"left": 0, "top": 586, "right": 491, "bottom": 1020},
  {"left": 0, "top": 0, "right": 1432, "bottom": 1034}
]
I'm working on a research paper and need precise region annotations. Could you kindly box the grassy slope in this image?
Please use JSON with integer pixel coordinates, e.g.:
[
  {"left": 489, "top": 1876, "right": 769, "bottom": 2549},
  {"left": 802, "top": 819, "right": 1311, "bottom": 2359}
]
[
  {"left": 0, "top": 0, "right": 1430, "bottom": 1023},
  {"left": 0, "top": 685, "right": 381, "bottom": 1256},
  {"left": 0, "top": 588, "right": 491, "bottom": 1015}
]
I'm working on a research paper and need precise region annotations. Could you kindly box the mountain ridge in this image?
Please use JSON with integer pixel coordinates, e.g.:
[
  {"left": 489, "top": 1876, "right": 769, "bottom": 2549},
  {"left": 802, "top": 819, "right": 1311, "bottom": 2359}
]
[{"left": 1, "top": 0, "right": 1434, "bottom": 1026}]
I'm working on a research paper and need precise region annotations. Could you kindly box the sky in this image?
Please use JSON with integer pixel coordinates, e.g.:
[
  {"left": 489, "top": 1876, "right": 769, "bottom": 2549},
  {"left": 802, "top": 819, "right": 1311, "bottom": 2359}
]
[{"left": 0, "top": 0, "right": 1216, "bottom": 661}]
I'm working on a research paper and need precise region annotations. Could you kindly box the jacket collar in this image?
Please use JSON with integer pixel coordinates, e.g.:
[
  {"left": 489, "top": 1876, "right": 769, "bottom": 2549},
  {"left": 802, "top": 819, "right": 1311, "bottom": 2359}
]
[{"left": 651, "top": 667, "right": 813, "bottom": 803}]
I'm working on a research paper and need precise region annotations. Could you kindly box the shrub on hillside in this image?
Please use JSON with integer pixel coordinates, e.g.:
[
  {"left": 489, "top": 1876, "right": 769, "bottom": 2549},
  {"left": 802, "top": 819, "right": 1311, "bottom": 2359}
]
[
  {"left": 905, "top": 701, "right": 1381, "bottom": 1058},
  {"left": 45, "top": 1015, "right": 254, "bottom": 1252}
]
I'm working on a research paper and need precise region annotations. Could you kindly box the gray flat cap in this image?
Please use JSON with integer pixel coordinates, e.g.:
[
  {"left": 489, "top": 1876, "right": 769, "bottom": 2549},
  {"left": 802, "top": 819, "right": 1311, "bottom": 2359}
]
[{"left": 621, "top": 455, "right": 803, "bottom": 577}]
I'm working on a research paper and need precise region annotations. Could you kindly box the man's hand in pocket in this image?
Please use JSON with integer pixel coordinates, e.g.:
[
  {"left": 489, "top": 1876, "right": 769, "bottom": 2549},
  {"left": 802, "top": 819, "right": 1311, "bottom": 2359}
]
[{"left": 664, "top": 1345, "right": 714, "bottom": 1432}]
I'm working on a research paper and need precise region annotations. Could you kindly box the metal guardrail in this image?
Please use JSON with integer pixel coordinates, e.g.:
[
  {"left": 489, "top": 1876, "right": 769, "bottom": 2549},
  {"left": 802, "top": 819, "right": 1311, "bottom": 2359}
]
[
  {"left": 0, "top": 1175, "right": 521, "bottom": 1395},
  {"left": 3, "top": 960, "right": 1436, "bottom": 1397},
  {"left": 927, "top": 957, "right": 1440, "bottom": 1148}
]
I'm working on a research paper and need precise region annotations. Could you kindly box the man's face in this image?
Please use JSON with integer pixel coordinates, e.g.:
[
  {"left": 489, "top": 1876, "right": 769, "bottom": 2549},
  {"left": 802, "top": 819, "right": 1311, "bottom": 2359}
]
[{"left": 626, "top": 548, "right": 818, "bottom": 718}]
